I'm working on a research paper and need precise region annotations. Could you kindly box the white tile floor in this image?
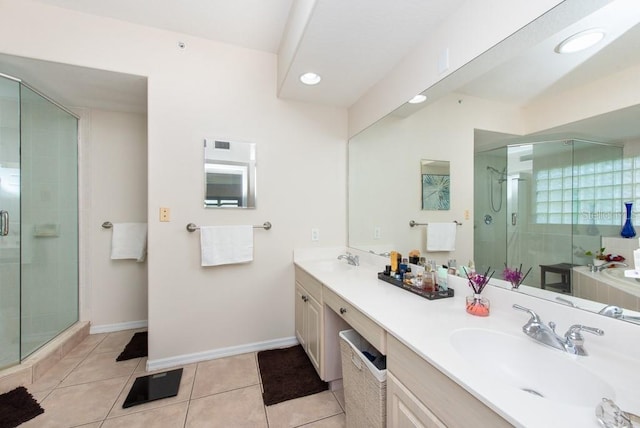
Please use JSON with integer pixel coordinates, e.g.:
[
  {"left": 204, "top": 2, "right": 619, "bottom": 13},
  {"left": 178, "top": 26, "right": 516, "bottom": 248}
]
[{"left": 19, "top": 329, "right": 346, "bottom": 427}]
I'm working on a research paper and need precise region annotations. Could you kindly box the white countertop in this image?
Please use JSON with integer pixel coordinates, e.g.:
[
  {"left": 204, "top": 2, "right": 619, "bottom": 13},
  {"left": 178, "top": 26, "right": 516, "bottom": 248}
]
[{"left": 294, "top": 248, "right": 640, "bottom": 428}]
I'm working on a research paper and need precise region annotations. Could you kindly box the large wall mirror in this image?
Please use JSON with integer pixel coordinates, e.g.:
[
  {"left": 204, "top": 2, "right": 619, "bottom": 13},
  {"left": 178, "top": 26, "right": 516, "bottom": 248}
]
[
  {"left": 348, "top": 0, "right": 640, "bottom": 325},
  {"left": 204, "top": 138, "right": 256, "bottom": 208}
]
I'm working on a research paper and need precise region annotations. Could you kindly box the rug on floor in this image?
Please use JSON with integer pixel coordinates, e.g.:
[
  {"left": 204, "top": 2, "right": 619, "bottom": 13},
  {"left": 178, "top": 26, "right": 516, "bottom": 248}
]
[
  {"left": 116, "top": 331, "right": 148, "bottom": 361},
  {"left": 0, "top": 386, "right": 44, "bottom": 428},
  {"left": 257, "top": 344, "right": 328, "bottom": 406}
]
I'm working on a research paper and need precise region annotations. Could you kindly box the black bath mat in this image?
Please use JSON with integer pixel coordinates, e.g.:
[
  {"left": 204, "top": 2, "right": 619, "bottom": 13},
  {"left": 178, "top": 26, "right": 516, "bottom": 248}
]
[
  {"left": 257, "top": 345, "right": 328, "bottom": 406},
  {"left": 0, "top": 386, "right": 44, "bottom": 428},
  {"left": 116, "top": 331, "right": 148, "bottom": 361}
]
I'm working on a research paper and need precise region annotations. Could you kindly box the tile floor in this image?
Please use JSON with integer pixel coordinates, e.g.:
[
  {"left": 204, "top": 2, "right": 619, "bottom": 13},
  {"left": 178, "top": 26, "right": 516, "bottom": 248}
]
[{"left": 19, "top": 329, "right": 346, "bottom": 427}]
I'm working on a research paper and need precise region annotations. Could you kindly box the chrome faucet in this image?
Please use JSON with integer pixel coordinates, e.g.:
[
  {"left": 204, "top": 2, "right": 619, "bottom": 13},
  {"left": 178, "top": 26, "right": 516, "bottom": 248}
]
[
  {"left": 589, "top": 261, "right": 628, "bottom": 272},
  {"left": 337, "top": 252, "right": 359, "bottom": 266},
  {"left": 599, "top": 305, "right": 640, "bottom": 324},
  {"left": 368, "top": 250, "right": 391, "bottom": 257},
  {"left": 513, "top": 304, "right": 604, "bottom": 356}
]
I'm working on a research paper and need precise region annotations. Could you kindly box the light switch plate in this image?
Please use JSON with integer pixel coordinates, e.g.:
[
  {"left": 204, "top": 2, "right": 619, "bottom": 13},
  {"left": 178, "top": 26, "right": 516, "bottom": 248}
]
[{"left": 311, "top": 228, "right": 320, "bottom": 241}]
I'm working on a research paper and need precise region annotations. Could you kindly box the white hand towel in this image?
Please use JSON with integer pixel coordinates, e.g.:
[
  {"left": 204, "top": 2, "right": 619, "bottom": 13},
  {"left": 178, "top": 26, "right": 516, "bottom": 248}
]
[
  {"left": 111, "top": 223, "right": 148, "bottom": 262},
  {"left": 426, "top": 222, "right": 456, "bottom": 252},
  {"left": 200, "top": 225, "right": 253, "bottom": 267}
]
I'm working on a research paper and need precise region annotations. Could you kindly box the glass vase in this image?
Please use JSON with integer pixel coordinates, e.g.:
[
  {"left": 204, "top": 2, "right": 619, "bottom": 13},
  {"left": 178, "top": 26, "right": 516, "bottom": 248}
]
[
  {"left": 621, "top": 201, "right": 636, "bottom": 238},
  {"left": 465, "top": 294, "right": 490, "bottom": 316}
]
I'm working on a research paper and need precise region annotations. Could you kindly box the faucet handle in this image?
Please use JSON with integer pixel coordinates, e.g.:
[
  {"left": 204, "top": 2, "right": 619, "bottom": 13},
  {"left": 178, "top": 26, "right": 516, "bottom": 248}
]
[
  {"left": 512, "top": 304, "right": 542, "bottom": 323},
  {"left": 565, "top": 324, "right": 604, "bottom": 341}
]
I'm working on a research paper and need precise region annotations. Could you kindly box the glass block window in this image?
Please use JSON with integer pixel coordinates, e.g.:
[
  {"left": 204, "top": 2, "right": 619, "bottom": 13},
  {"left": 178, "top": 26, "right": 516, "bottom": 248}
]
[{"left": 534, "top": 155, "right": 640, "bottom": 225}]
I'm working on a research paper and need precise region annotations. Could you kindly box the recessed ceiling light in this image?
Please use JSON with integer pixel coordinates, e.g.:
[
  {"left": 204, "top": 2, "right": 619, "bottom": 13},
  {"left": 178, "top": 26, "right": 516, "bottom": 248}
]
[
  {"left": 408, "top": 94, "right": 427, "bottom": 104},
  {"left": 555, "top": 29, "right": 605, "bottom": 54},
  {"left": 300, "top": 72, "right": 321, "bottom": 85}
]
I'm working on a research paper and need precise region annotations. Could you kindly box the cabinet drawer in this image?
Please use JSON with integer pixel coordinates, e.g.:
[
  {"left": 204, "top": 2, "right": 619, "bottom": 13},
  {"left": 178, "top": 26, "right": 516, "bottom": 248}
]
[
  {"left": 294, "top": 266, "right": 323, "bottom": 302},
  {"left": 323, "top": 287, "right": 386, "bottom": 354},
  {"left": 387, "top": 335, "right": 510, "bottom": 428}
]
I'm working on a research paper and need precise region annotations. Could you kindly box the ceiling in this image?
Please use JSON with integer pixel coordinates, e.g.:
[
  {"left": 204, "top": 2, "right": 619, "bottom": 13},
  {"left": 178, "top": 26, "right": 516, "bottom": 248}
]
[
  {"left": 0, "top": 0, "right": 464, "bottom": 112},
  {"left": 458, "top": 0, "right": 640, "bottom": 106},
  {"left": 4, "top": 0, "right": 639, "bottom": 128}
]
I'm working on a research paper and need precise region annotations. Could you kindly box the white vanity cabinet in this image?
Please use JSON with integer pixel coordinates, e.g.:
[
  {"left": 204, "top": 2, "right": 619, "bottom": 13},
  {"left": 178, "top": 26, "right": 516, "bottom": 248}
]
[
  {"left": 295, "top": 266, "right": 369, "bottom": 383},
  {"left": 323, "top": 286, "right": 387, "bottom": 354},
  {"left": 295, "top": 267, "right": 323, "bottom": 375},
  {"left": 387, "top": 372, "right": 446, "bottom": 428},
  {"left": 387, "top": 335, "right": 510, "bottom": 428}
]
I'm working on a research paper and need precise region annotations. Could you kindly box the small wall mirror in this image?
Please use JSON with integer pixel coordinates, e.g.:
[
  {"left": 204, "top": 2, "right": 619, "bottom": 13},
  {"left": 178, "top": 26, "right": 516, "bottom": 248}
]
[
  {"left": 421, "top": 159, "right": 450, "bottom": 210},
  {"left": 204, "top": 138, "right": 256, "bottom": 208}
]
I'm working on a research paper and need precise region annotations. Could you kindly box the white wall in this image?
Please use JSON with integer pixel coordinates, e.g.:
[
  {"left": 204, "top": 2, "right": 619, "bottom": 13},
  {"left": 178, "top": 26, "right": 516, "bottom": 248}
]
[
  {"left": 349, "top": 93, "right": 527, "bottom": 266},
  {"left": 0, "top": 0, "right": 347, "bottom": 365},
  {"left": 86, "top": 109, "right": 148, "bottom": 331}
]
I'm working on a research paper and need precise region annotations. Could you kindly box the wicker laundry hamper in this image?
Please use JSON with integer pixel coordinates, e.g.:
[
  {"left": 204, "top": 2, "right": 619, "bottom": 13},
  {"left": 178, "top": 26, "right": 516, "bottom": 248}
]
[{"left": 339, "top": 329, "right": 387, "bottom": 428}]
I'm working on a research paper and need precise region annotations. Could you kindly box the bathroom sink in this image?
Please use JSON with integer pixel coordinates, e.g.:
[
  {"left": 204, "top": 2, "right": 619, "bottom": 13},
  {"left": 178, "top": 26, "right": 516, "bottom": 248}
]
[
  {"left": 450, "top": 328, "right": 614, "bottom": 407},
  {"left": 307, "top": 259, "right": 357, "bottom": 272}
]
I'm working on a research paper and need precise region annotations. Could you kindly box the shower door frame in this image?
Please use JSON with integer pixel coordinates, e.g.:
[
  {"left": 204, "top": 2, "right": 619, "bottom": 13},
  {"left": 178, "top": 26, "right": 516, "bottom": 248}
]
[{"left": 0, "top": 71, "right": 80, "bottom": 368}]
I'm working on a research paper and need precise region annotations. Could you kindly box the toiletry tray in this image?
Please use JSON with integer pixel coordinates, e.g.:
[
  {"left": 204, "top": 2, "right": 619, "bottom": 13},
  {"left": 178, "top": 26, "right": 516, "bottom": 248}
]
[{"left": 377, "top": 273, "right": 454, "bottom": 301}]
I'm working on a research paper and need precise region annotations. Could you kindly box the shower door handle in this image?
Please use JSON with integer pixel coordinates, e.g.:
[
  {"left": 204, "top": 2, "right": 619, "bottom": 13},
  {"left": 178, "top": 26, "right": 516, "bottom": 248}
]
[
  {"left": 511, "top": 212, "right": 517, "bottom": 226},
  {"left": 0, "top": 210, "right": 8, "bottom": 236}
]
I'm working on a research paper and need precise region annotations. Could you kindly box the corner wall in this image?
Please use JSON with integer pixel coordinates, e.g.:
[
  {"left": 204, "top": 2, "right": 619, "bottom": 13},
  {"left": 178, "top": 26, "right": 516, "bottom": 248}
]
[{"left": 84, "top": 109, "right": 148, "bottom": 332}]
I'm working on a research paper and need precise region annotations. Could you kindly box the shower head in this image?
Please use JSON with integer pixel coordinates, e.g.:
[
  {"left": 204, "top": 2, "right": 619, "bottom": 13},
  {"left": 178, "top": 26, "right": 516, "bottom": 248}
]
[
  {"left": 487, "top": 165, "right": 507, "bottom": 175},
  {"left": 487, "top": 165, "right": 507, "bottom": 182}
]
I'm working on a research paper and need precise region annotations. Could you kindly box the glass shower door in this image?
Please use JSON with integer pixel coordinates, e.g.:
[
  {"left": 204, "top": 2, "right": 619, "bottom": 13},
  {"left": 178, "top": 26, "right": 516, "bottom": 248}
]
[
  {"left": 20, "top": 85, "right": 78, "bottom": 358},
  {"left": 506, "top": 143, "right": 574, "bottom": 289},
  {"left": 0, "top": 75, "right": 21, "bottom": 369}
]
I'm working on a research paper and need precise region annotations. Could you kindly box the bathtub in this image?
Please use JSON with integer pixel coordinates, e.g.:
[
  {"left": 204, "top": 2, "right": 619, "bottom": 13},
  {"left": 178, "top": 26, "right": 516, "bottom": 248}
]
[
  {"left": 573, "top": 266, "right": 640, "bottom": 315},
  {"left": 598, "top": 267, "right": 640, "bottom": 298}
]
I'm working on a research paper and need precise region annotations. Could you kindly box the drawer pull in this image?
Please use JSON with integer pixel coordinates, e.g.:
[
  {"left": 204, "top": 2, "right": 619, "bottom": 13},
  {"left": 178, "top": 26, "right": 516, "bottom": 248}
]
[
  {"left": 301, "top": 295, "right": 308, "bottom": 302},
  {"left": 340, "top": 307, "right": 347, "bottom": 315}
]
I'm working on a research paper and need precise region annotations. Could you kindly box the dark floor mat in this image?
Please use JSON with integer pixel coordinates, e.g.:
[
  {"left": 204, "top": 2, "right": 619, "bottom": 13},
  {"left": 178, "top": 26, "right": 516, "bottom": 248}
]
[
  {"left": 116, "top": 331, "right": 148, "bottom": 361},
  {"left": 0, "top": 386, "right": 44, "bottom": 428},
  {"left": 257, "top": 345, "right": 328, "bottom": 406}
]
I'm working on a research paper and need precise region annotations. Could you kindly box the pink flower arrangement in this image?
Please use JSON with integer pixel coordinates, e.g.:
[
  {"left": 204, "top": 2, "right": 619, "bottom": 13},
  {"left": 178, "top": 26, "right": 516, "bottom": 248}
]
[
  {"left": 502, "top": 264, "right": 531, "bottom": 289},
  {"left": 463, "top": 267, "right": 494, "bottom": 294}
]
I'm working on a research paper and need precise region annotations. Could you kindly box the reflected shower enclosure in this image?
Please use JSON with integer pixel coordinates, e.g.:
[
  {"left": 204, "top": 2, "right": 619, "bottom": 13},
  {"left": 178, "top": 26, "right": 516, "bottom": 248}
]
[
  {"left": 474, "top": 140, "right": 623, "bottom": 291},
  {"left": 0, "top": 73, "right": 79, "bottom": 369}
]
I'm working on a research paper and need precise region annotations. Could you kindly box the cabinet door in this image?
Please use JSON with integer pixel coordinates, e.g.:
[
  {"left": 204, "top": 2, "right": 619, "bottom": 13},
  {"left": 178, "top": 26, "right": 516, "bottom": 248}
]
[
  {"left": 388, "top": 373, "right": 446, "bottom": 428},
  {"left": 295, "top": 283, "right": 307, "bottom": 348},
  {"left": 305, "top": 294, "right": 322, "bottom": 372}
]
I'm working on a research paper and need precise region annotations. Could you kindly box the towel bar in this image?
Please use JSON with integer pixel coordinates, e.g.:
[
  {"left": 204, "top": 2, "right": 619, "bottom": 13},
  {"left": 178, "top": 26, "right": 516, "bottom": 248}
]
[
  {"left": 186, "top": 222, "right": 272, "bottom": 232},
  {"left": 409, "top": 220, "right": 462, "bottom": 227}
]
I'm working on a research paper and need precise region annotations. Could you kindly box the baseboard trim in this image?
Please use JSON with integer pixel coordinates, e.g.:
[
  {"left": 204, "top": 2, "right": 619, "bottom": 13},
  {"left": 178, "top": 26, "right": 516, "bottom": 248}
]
[
  {"left": 90, "top": 320, "right": 148, "bottom": 334},
  {"left": 146, "top": 336, "right": 299, "bottom": 372}
]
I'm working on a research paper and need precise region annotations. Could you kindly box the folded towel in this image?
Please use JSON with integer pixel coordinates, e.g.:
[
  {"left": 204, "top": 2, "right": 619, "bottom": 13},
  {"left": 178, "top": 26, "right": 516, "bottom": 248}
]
[
  {"left": 426, "top": 222, "right": 456, "bottom": 252},
  {"left": 111, "top": 223, "right": 147, "bottom": 262},
  {"left": 200, "top": 225, "right": 253, "bottom": 266}
]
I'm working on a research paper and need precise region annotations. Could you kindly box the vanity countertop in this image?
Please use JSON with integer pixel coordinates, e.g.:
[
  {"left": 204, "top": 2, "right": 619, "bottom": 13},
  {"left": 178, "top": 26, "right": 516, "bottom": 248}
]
[{"left": 294, "top": 249, "right": 640, "bottom": 428}]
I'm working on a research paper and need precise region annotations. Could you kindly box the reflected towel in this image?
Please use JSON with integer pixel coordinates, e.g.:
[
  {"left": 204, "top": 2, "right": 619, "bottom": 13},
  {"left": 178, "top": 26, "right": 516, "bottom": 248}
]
[
  {"left": 426, "top": 222, "right": 456, "bottom": 252},
  {"left": 200, "top": 225, "right": 253, "bottom": 266},
  {"left": 111, "top": 223, "right": 147, "bottom": 262}
]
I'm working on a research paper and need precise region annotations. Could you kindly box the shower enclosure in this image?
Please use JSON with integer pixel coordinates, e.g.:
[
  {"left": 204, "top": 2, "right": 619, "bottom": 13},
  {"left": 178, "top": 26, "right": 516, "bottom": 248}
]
[
  {"left": 0, "top": 73, "right": 78, "bottom": 369},
  {"left": 474, "top": 140, "right": 623, "bottom": 291}
]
